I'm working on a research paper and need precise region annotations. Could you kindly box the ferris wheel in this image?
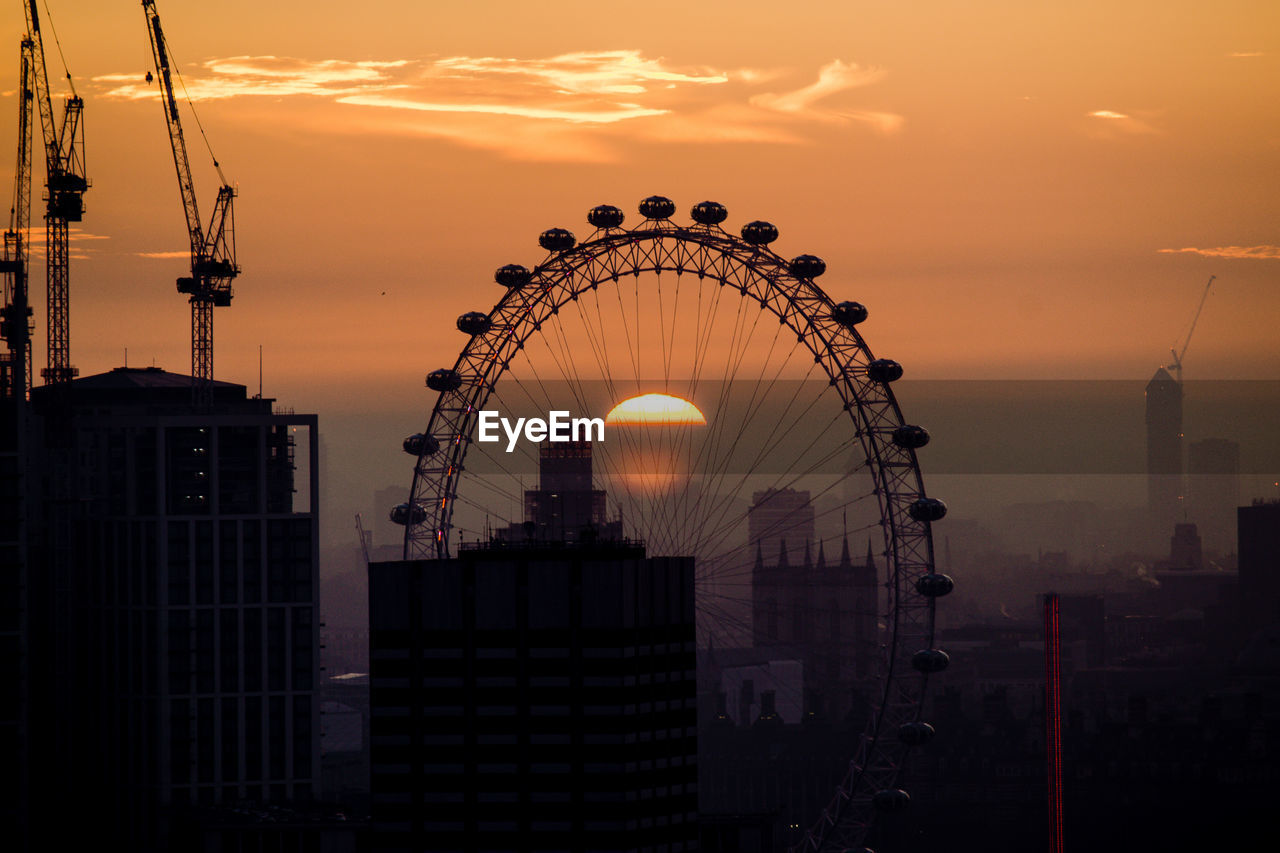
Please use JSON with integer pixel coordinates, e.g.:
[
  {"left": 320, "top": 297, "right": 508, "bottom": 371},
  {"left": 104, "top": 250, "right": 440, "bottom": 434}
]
[{"left": 393, "top": 196, "right": 953, "bottom": 852}]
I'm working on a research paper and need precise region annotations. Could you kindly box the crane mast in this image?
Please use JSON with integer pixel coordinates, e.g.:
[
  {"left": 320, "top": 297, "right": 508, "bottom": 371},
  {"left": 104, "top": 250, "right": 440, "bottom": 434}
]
[
  {"left": 1167, "top": 274, "right": 1215, "bottom": 385},
  {"left": 1, "top": 38, "right": 35, "bottom": 401},
  {"left": 24, "top": 0, "right": 88, "bottom": 386},
  {"left": 142, "top": 0, "right": 238, "bottom": 408}
]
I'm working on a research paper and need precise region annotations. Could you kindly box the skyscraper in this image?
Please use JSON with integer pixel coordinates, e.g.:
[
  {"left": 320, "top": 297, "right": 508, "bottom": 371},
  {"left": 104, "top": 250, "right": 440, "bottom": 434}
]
[
  {"left": 22, "top": 366, "right": 320, "bottom": 849},
  {"left": 369, "top": 442, "right": 696, "bottom": 852},
  {"left": 1238, "top": 500, "right": 1280, "bottom": 638}
]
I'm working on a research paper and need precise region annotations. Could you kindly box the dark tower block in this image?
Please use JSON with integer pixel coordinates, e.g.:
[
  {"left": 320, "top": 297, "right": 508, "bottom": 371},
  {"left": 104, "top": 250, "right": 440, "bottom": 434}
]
[
  {"left": 23, "top": 367, "right": 320, "bottom": 850},
  {"left": 369, "top": 542, "right": 698, "bottom": 852}
]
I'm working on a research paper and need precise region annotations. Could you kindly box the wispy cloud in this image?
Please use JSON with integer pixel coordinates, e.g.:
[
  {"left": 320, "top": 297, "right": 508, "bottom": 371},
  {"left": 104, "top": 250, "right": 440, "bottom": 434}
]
[
  {"left": 1086, "top": 109, "right": 1158, "bottom": 135},
  {"left": 93, "top": 51, "right": 900, "bottom": 160},
  {"left": 1159, "top": 245, "right": 1280, "bottom": 260},
  {"left": 752, "top": 60, "right": 902, "bottom": 132},
  {"left": 136, "top": 251, "right": 190, "bottom": 259},
  {"left": 20, "top": 228, "right": 108, "bottom": 261},
  {"left": 1227, "top": 51, "right": 1265, "bottom": 58}
]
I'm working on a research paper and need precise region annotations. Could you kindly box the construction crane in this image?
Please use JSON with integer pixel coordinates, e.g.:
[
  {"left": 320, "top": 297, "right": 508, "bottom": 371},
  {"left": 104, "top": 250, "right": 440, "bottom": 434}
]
[
  {"left": 355, "top": 514, "right": 372, "bottom": 565},
  {"left": 142, "top": 0, "right": 238, "bottom": 408},
  {"left": 1, "top": 37, "right": 36, "bottom": 401},
  {"left": 24, "top": 0, "right": 87, "bottom": 387},
  {"left": 1167, "top": 274, "right": 1215, "bottom": 384}
]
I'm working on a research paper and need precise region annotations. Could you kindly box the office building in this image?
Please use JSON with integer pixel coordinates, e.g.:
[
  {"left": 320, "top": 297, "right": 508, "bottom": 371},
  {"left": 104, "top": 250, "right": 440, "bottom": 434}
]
[{"left": 23, "top": 366, "right": 319, "bottom": 848}]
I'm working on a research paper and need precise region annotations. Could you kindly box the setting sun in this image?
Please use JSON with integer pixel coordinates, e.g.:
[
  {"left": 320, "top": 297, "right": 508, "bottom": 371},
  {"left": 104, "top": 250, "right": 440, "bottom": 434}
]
[{"left": 605, "top": 393, "right": 707, "bottom": 426}]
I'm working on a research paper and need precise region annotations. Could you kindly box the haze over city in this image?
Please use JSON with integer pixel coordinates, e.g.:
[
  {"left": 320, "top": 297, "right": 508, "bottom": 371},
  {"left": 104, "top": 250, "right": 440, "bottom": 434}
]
[{"left": 3, "top": 2, "right": 1279, "bottom": 850}]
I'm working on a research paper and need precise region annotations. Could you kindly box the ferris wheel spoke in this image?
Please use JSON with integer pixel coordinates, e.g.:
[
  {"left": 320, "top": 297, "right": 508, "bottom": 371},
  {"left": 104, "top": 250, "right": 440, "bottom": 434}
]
[{"left": 404, "top": 201, "right": 945, "bottom": 853}]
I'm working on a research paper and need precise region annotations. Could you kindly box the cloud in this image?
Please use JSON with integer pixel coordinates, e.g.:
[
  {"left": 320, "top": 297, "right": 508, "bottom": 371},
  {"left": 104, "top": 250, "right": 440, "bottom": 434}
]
[
  {"left": 136, "top": 251, "right": 191, "bottom": 259},
  {"left": 19, "top": 228, "right": 109, "bottom": 258},
  {"left": 93, "top": 51, "right": 901, "bottom": 160},
  {"left": 1158, "top": 246, "right": 1280, "bottom": 260},
  {"left": 751, "top": 60, "right": 902, "bottom": 132},
  {"left": 1086, "top": 109, "right": 1158, "bottom": 135},
  {"left": 94, "top": 57, "right": 410, "bottom": 101},
  {"left": 1227, "top": 51, "right": 1265, "bottom": 58}
]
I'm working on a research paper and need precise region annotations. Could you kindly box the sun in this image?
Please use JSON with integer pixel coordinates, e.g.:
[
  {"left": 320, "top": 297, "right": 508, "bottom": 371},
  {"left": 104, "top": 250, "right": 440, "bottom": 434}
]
[{"left": 605, "top": 393, "right": 706, "bottom": 426}]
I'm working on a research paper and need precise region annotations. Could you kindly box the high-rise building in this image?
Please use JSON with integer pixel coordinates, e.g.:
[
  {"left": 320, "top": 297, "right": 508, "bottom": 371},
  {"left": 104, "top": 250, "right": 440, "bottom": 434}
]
[
  {"left": 1145, "top": 367, "right": 1183, "bottom": 526},
  {"left": 368, "top": 543, "right": 697, "bottom": 852},
  {"left": 22, "top": 366, "right": 320, "bottom": 849},
  {"left": 499, "top": 440, "right": 623, "bottom": 545},
  {"left": 369, "top": 441, "right": 695, "bottom": 851},
  {"left": 1238, "top": 500, "right": 1280, "bottom": 638}
]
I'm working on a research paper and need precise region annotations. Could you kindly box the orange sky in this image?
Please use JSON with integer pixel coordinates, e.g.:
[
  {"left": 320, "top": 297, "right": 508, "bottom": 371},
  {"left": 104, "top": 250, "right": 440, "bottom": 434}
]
[{"left": 3, "top": 0, "right": 1278, "bottom": 406}]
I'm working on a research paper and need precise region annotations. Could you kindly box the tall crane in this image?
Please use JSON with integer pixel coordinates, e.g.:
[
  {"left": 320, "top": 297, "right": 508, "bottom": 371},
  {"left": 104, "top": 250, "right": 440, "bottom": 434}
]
[
  {"left": 1167, "top": 274, "right": 1215, "bottom": 384},
  {"left": 1, "top": 38, "right": 35, "bottom": 401},
  {"left": 24, "top": 0, "right": 87, "bottom": 387},
  {"left": 142, "top": 0, "right": 238, "bottom": 408}
]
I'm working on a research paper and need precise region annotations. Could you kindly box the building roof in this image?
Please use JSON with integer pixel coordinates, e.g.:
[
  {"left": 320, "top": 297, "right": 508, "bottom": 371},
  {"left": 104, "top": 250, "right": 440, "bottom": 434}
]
[
  {"left": 68, "top": 365, "right": 244, "bottom": 391},
  {"left": 31, "top": 365, "right": 271, "bottom": 413}
]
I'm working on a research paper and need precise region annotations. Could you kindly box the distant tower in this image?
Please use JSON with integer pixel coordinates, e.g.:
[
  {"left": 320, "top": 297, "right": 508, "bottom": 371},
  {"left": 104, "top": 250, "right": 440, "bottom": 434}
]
[
  {"left": 505, "top": 440, "right": 621, "bottom": 544},
  {"left": 1145, "top": 367, "right": 1183, "bottom": 525},
  {"left": 748, "top": 487, "right": 814, "bottom": 568},
  {"left": 751, "top": 534, "right": 878, "bottom": 720},
  {"left": 1168, "top": 522, "right": 1204, "bottom": 570}
]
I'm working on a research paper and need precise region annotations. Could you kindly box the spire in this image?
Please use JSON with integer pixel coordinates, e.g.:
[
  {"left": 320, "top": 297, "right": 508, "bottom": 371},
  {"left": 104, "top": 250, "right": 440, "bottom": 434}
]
[
  {"left": 803, "top": 540, "right": 813, "bottom": 571},
  {"left": 816, "top": 540, "right": 827, "bottom": 570},
  {"left": 776, "top": 538, "right": 789, "bottom": 570},
  {"left": 839, "top": 534, "right": 852, "bottom": 569},
  {"left": 754, "top": 542, "right": 764, "bottom": 572},
  {"left": 865, "top": 539, "right": 876, "bottom": 571}
]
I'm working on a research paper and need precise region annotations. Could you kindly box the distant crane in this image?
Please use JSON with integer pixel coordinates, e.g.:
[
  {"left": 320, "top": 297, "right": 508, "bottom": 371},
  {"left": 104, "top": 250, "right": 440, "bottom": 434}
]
[
  {"left": 142, "top": 0, "right": 239, "bottom": 408},
  {"left": 355, "top": 513, "right": 372, "bottom": 565},
  {"left": 24, "top": 0, "right": 88, "bottom": 387},
  {"left": 1167, "top": 274, "right": 1215, "bottom": 385},
  {"left": 1, "top": 37, "right": 36, "bottom": 400}
]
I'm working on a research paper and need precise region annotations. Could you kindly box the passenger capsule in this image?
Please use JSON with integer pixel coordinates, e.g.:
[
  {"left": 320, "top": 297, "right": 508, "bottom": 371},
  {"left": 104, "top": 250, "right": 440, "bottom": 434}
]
[
  {"left": 389, "top": 503, "right": 427, "bottom": 526},
  {"left": 588, "top": 204, "right": 625, "bottom": 228},
  {"left": 912, "top": 649, "right": 950, "bottom": 673},
  {"left": 898, "top": 721, "right": 936, "bottom": 745},
  {"left": 908, "top": 497, "right": 947, "bottom": 522},
  {"left": 456, "top": 312, "right": 492, "bottom": 336},
  {"left": 871, "top": 789, "right": 911, "bottom": 812},
  {"left": 495, "top": 264, "right": 531, "bottom": 289},
  {"left": 867, "top": 359, "right": 903, "bottom": 383},
  {"left": 741, "top": 220, "right": 779, "bottom": 246},
  {"left": 402, "top": 433, "right": 440, "bottom": 457},
  {"left": 690, "top": 200, "right": 728, "bottom": 225},
  {"left": 892, "top": 425, "right": 930, "bottom": 449},
  {"left": 426, "top": 369, "right": 462, "bottom": 393},
  {"left": 639, "top": 195, "right": 677, "bottom": 219},
  {"left": 788, "top": 254, "right": 826, "bottom": 279},
  {"left": 538, "top": 228, "right": 576, "bottom": 252},
  {"left": 831, "top": 301, "right": 868, "bottom": 327},
  {"left": 916, "top": 573, "right": 955, "bottom": 597}
]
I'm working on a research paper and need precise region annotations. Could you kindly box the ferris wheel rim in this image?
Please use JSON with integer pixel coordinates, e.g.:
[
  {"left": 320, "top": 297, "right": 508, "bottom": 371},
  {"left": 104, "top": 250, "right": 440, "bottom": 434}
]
[{"left": 399, "top": 202, "right": 946, "bottom": 852}]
